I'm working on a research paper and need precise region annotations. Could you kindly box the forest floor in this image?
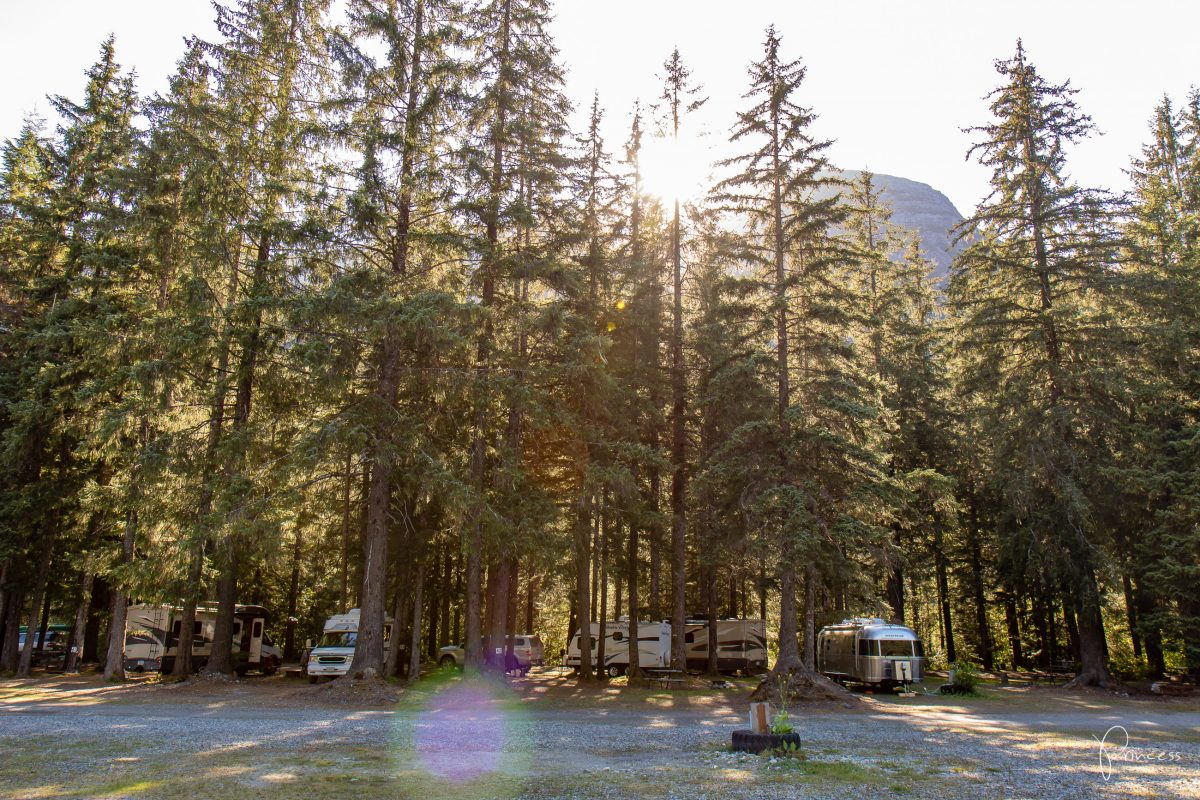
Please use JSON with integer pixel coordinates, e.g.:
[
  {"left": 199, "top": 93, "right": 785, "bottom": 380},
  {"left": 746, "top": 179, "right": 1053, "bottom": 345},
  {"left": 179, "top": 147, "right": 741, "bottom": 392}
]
[{"left": 1, "top": 668, "right": 1198, "bottom": 799}]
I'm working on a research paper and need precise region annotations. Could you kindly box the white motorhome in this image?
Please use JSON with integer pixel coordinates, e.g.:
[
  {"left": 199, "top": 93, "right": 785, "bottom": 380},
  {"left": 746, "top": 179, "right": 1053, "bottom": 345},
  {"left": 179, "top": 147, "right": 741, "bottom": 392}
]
[
  {"left": 682, "top": 618, "right": 768, "bottom": 674},
  {"left": 305, "top": 609, "right": 395, "bottom": 682},
  {"left": 124, "top": 603, "right": 281, "bottom": 675},
  {"left": 565, "top": 620, "right": 671, "bottom": 677}
]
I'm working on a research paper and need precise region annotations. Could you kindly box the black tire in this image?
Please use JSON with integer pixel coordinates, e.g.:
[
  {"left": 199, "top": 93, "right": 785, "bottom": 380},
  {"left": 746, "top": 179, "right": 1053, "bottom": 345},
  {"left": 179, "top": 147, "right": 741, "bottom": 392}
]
[
  {"left": 439, "top": 655, "right": 456, "bottom": 668},
  {"left": 731, "top": 730, "right": 802, "bottom": 754},
  {"left": 607, "top": 664, "right": 625, "bottom": 678},
  {"left": 308, "top": 675, "right": 318, "bottom": 685},
  {"left": 235, "top": 667, "right": 248, "bottom": 677}
]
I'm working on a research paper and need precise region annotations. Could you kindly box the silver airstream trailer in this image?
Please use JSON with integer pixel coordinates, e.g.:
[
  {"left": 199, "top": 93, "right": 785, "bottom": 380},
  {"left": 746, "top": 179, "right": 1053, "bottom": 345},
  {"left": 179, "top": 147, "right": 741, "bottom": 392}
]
[{"left": 817, "top": 618, "right": 924, "bottom": 689}]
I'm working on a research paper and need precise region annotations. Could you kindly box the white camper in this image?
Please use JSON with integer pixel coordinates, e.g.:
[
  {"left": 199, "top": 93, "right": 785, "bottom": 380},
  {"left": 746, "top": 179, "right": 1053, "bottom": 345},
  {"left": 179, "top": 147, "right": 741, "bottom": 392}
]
[
  {"left": 124, "top": 603, "right": 281, "bottom": 675},
  {"left": 305, "top": 609, "right": 395, "bottom": 682},
  {"left": 682, "top": 618, "right": 768, "bottom": 674},
  {"left": 565, "top": 620, "right": 671, "bottom": 677}
]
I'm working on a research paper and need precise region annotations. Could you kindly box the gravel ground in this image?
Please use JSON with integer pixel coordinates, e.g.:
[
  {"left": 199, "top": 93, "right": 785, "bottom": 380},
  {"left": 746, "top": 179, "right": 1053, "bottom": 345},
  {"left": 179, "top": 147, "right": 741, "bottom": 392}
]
[{"left": 1, "top": 674, "right": 1197, "bottom": 800}]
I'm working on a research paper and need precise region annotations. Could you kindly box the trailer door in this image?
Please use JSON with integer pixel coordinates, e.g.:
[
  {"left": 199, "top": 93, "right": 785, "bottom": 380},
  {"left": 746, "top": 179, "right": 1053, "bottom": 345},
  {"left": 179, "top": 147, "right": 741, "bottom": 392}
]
[{"left": 249, "top": 618, "right": 264, "bottom": 663}]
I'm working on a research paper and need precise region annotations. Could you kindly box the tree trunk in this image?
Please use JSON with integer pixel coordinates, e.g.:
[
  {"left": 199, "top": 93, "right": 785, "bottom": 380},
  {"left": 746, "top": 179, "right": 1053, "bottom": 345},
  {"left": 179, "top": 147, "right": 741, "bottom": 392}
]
[
  {"left": 408, "top": 559, "right": 425, "bottom": 683},
  {"left": 573, "top": 493, "right": 593, "bottom": 681},
  {"left": 385, "top": 574, "right": 409, "bottom": 679},
  {"left": 627, "top": 525, "right": 640, "bottom": 681},
  {"left": 802, "top": 565, "right": 816, "bottom": 671},
  {"left": 1121, "top": 572, "right": 1141, "bottom": 659},
  {"left": 597, "top": 514, "right": 609, "bottom": 679},
  {"left": 1004, "top": 591, "right": 1023, "bottom": 670},
  {"left": 967, "top": 521, "right": 993, "bottom": 670},
  {"left": 933, "top": 528, "right": 955, "bottom": 665},
  {"left": 0, "top": 588, "right": 23, "bottom": 672},
  {"left": 284, "top": 525, "right": 303, "bottom": 662},
  {"left": 172, "top": 541, "right": 205, "bottom": 677},
  {"left": 204, "top": 548, "right": 238, "bottom": 675},
  {"left": 18, "top": 537, "right": 54, "bottom": 677},
  {"left": 705, "top": 566, "right": 719, "bottom": 676},
  {"left": 64, "top": 573, "right": 94, "bottom": 673}
]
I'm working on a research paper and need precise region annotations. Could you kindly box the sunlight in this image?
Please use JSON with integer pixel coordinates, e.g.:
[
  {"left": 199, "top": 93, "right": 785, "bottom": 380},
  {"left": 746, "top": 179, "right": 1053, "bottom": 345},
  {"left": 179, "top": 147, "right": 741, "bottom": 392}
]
[{"left": 638, "top": 133, "right": 713, "bottom": 205}]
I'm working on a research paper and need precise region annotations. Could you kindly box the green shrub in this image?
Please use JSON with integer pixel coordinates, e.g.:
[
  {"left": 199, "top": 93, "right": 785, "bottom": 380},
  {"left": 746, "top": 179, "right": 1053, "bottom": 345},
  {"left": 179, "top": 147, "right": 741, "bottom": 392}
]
[{"left": 950, "top": 660, "right": 981, "bottom": 691}]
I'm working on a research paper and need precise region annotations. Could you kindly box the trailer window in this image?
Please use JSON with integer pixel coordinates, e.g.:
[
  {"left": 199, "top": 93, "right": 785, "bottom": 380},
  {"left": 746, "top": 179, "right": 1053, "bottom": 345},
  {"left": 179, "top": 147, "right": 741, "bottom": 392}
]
[
  {"left": 685, "top": 631, "right": 695, "bottom": 644},
  {"left": 914, "top": 641, "right": 925, "bottom": 658},
  {"left": 252, "top": 620, "right": 263, "bottom": 639},
  {"left": 858, "top": 639, "right": 879, "bottom": 656},
  {"left": 879, "top": 640, "right": 914, "bottom": 657},
  {"left": 612, "top": 631, "right": 623, "bottom": 642}
]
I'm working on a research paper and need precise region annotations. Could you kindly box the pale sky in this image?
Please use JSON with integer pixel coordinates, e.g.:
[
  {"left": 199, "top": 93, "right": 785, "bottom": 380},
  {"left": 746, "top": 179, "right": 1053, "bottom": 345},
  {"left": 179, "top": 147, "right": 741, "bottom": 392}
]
[{"left": 2, "top": 1, "right": 1197, "bottom": 215}]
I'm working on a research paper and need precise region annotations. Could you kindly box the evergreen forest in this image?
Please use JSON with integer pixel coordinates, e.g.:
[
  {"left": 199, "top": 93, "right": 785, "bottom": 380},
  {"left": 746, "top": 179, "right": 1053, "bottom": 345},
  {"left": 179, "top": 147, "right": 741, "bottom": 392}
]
[{"left": 2, "top": 0, "right": 1198, "bottom": 692}]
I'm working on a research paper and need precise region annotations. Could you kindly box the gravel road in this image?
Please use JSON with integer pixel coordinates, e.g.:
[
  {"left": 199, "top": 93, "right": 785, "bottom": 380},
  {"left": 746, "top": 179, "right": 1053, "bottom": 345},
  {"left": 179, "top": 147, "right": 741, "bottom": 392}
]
[{"left": 1, "top": 675, "right": 1197, "bottom": 799}]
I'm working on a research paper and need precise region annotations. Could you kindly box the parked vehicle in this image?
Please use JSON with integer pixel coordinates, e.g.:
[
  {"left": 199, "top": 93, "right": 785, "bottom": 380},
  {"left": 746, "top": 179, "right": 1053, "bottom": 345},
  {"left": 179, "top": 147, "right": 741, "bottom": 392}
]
[
  {"left": 305, "top": 609, "right": 397, "bottom": 682},
  {"left": 816, "top": 617, "right": 924, "bottom": 689},
  {"left": 16, "top": 624, "right": 71, "bottom": 668},
  {"left": 125, "top": 603, "right": 282, "bottom": 676},
  {"left": 682, "top": 618, "right": 768, "bottom": 674},
  {"left": 565, "top": 621, "right": 671, "bottom": 677},
  {"left": 437, "top": 634, "right": 544, "bottom": 674}
]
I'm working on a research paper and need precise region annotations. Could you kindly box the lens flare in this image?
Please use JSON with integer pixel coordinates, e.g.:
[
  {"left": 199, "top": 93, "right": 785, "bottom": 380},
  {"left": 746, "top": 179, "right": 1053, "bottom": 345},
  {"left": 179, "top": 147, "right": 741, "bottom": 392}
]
[{"left": 396, "top": 674, "right": 531, "bottom": 798}]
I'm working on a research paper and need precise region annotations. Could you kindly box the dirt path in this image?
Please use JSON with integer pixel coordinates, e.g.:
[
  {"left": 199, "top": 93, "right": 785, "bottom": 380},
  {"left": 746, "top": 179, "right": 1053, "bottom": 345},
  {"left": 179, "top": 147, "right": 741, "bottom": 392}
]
[{"left": 1, "top": 672, "right": 1197, "bottom": 799}]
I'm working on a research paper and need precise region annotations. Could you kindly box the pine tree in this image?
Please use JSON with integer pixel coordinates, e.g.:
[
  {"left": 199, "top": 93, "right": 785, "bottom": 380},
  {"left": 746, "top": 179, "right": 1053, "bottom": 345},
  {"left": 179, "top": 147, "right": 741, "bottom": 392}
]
[
  {"left": 712, "top": 27, "right": 876, "bottom": 693},
  {"left": 949, "top": 41, "right": 1124, "bottom": 687},
  {"left": 656, "top": 48, "right": 707, "bottom": 673}
]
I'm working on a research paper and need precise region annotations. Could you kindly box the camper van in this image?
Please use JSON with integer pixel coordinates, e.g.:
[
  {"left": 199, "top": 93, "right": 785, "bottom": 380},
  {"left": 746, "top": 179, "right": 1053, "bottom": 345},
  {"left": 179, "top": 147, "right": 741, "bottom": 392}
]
[
  {"left": 682, "top": 618, "right": 768, "bottom": 674},
  {"left": 125, "top": 603, "right": 281, "bottom": 676},
  {"left": 305, "top": 609, "right": 396, "bottom": 682},
  {"left": 565, "top": 620, "right": 671, "bottom": 677},
  {"left": 817, "top": 617, "right": 924, "bottom": 689}
]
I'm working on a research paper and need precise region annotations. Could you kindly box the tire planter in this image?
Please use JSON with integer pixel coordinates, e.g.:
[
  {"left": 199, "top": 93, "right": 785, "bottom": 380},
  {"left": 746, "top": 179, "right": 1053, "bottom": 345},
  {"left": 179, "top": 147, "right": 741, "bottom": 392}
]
[{"left": 731, "top": 729, "right": 801, "bottom": 754}]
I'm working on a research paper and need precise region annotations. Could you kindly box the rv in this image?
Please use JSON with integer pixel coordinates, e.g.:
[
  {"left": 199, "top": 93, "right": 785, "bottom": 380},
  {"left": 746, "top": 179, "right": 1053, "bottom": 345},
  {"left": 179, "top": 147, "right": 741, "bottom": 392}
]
[
  {"left": 124, "top": 603, "right": 281, "bottom": 676},
  {"left": 682, "top": 618, "right": 768, "bottom": 674},
  {"left": 565, "top": 620, "right": 671, "bottom": 677},
  {"left": 305, "top": 609, "right": 397, "bottom": 682},
  {"left": 816, "top": 617, "right": 925, "bottom": 689}
]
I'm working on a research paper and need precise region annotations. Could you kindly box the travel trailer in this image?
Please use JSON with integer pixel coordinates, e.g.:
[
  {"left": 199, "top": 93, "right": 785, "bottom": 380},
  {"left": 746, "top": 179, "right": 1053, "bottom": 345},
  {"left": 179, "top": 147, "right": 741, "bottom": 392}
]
[
  {"left": 305, "top": 609, "right": 397, "bottom": 681},
  {"left": 565, "top": 620, "right": 671, "bottom": 676},
  {"left": 124, "top": 603, "right": 281, "bottom": 675},
  {"left": 682, "top": 618, "right": 768, "bottom": 674},
  {"left": 816, "top": 617, "right": 925, "bottom": 689}
]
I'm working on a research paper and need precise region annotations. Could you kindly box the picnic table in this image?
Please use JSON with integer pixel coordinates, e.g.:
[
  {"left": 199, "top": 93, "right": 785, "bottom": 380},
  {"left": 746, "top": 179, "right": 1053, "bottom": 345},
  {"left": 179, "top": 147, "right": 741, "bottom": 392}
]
[{"left": 643, "top": 668, "right": 687, "bottom": 689}]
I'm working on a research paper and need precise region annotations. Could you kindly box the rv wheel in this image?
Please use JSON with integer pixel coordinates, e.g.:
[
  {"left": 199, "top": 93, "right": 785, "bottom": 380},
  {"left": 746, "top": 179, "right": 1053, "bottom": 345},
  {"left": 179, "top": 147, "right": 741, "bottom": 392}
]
[
  {"left": 439, "top": 655, "right": 456, "bottom": 668},
  {"left": 606, "top": 665, "right": 625, "bottom": 678}
]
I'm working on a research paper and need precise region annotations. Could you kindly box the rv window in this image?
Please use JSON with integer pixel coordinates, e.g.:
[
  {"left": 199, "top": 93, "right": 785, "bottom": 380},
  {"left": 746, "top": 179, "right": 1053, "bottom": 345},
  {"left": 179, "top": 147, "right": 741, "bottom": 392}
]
[
  {"left": 880, "top": 640, "right": 913, "bottom": 657},
  {"left": 914, "top": 641, "right": 925, "bottom": 658},
  {"left": 172, "top": 620, "right": 182, "bottom": 636},
  {"left": 193, "top": 621, "right": 203, "bottom": 636},
  {"left": 252, "top": 620, "right": 263, "bottom": 639},
  {"left": 685, "top": 632, "right": 695, "bottom": 644},
  {"left": 858, "top": 639, "right": 879, "bottom": 656},
  {"left": 233, "top": 622, "right": 241, "bottom": 636},
  {"left": 319, "top": 632, "right": 357, "bottom": 648}
]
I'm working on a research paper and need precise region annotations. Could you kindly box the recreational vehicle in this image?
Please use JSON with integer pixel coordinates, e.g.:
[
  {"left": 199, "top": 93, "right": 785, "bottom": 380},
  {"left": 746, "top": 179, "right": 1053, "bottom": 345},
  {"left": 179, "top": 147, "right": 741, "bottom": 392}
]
[
  {"left": 305, "top": 609, "right": 396, "bottom": 681},
  {"left": 565, "top": 620, "right": 671, "bottom": 676},
  {"left": 682, "top": 618, "right": 768, "bottom": 674},
  {"left": 816, "top": 618, "right": 924, "bottom": 689},
  {"left": 125, "top": 603, "right": 282, "bottom": 675}
]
